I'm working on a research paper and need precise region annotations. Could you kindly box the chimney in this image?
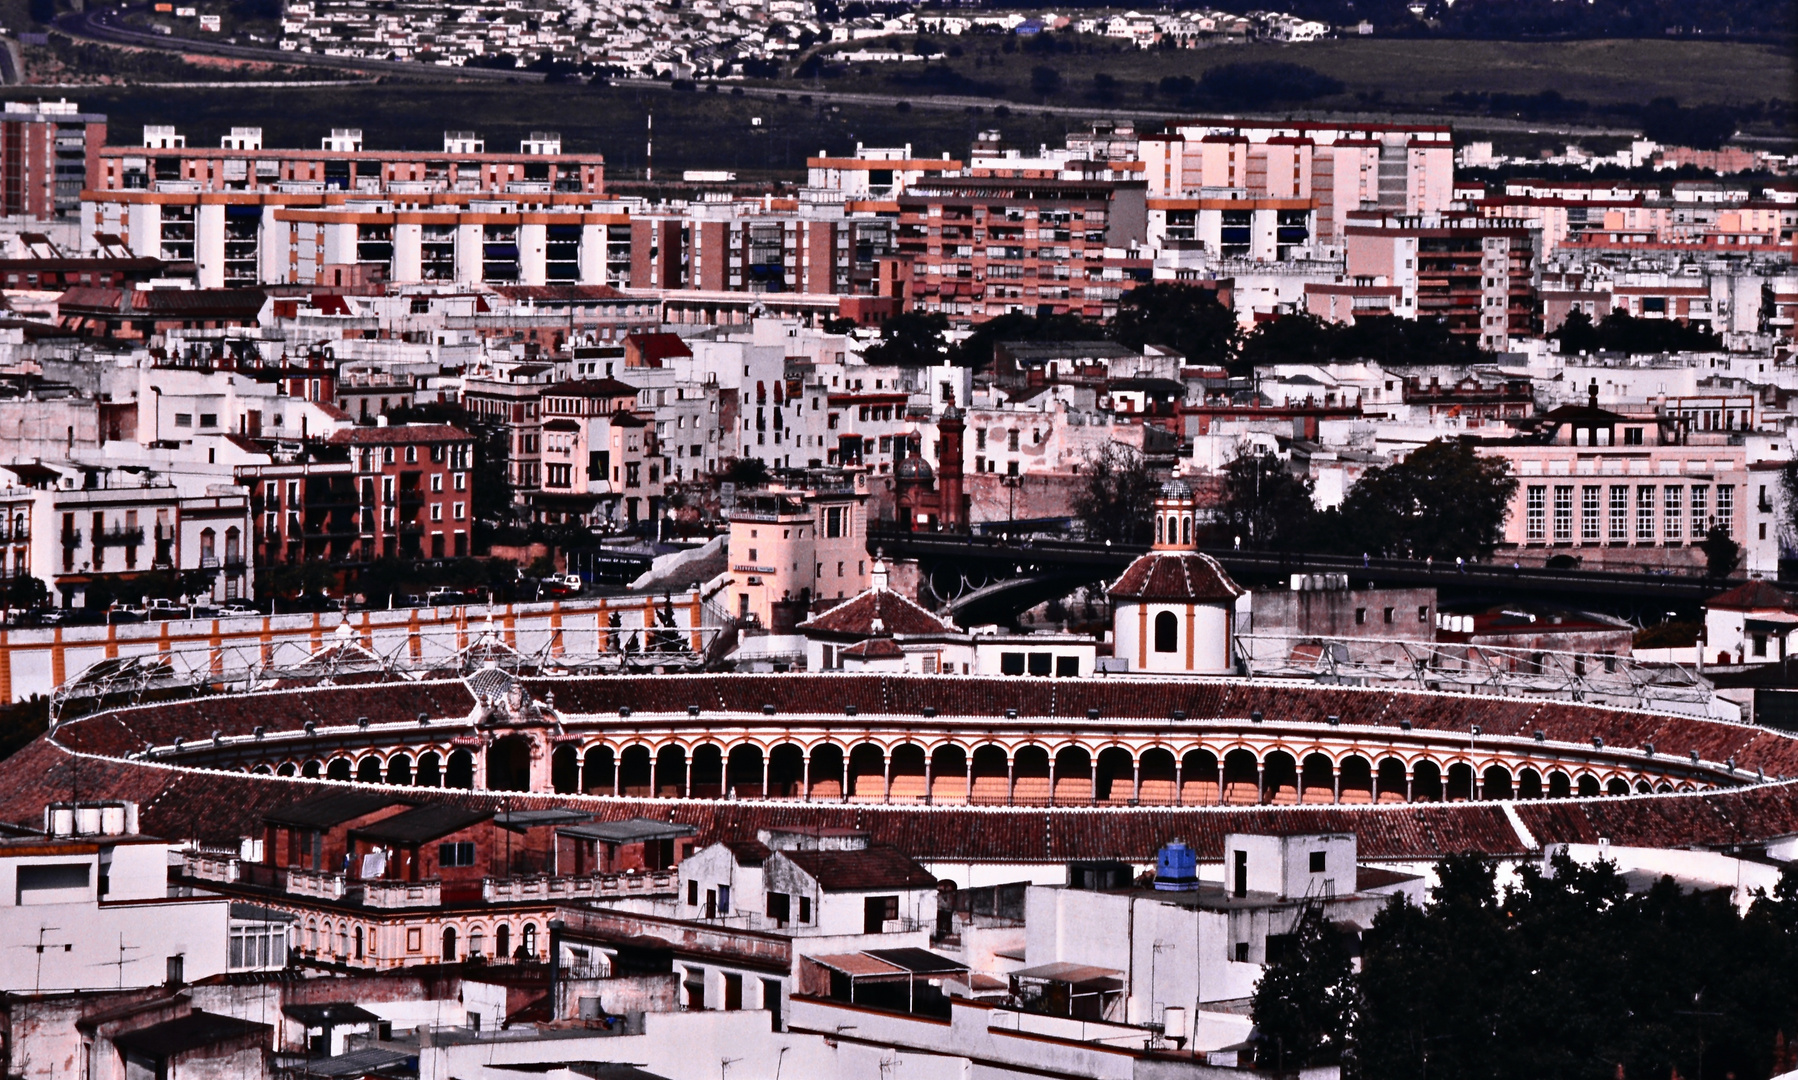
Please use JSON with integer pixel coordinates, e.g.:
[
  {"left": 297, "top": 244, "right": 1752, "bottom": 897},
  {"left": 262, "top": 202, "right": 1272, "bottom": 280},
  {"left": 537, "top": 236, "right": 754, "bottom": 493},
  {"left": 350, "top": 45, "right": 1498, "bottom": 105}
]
[
  {"left": 1588, "top": 378, "right": 1599, "bottom": 409},
  {"left": 870, "top": 559, "right": 889, "bottom": 591}
]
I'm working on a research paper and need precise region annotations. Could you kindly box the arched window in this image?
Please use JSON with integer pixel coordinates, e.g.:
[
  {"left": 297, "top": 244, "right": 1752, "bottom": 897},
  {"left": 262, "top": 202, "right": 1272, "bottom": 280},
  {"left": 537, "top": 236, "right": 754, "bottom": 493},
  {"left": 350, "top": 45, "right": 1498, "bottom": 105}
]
[
  {"left": 1155, "top": 515, "right": 1164, "bottom": 544},
  {"left": 353, "top": 926, "right": 363, "bottom": 960},
  {"left": 495, "top": 924, "right": 511, "bottom": 960},
  {"left": 225, "top": 526, "right": 241, "bottom": 563},
  {"left": 1181, "top": 516, "right": 1191, "bottom": 545},
  {"left": 521, "top": 924, "right": 537, "bottom": 958},
  {"left": 337, "top": 924, "right": 348, "bottom": 956},
  {"left": 307, "top": 920, "right": 318, "bottom": 951},
  {"left": 200, "top": 527, "right": 216, "bottom": 564},
  {"left": 442, "top": 927, "right": 457, "bottom": 961},
  {"left": 469, "top": 928, "right": 485, "bottom": 958},
  {"left": 1154, "top": 610, "right": 1178, "bottom": 653}
]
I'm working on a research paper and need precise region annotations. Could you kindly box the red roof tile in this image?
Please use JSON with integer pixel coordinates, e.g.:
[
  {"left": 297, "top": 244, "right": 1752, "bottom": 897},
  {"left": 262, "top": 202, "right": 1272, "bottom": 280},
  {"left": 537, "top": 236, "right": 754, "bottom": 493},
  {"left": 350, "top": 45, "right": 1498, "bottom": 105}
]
[
  {"left": 1108, "top": 552, "right": 1244, "bottom": 603},
  {"left": 798, "top": 589, "right": 956, "bottom": 638},
  {"left": 327, "top": 424, "right": 470, "bottom": 445},
  {"left": 1706, "top": 580, "right": 1794, "bottom": 611}
]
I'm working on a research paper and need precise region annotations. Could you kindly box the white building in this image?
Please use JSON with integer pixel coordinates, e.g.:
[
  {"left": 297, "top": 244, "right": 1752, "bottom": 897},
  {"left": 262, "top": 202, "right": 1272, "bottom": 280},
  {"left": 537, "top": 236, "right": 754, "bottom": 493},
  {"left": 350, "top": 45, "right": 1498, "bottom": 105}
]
[{"left": 1107, "top": 479, "right": 1245, "bottom": 674}]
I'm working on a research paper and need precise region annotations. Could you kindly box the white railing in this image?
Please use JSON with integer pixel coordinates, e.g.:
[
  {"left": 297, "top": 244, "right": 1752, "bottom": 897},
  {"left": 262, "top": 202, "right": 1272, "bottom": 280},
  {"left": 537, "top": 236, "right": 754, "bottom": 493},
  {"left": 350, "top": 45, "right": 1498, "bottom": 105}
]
[
  {"left": 183, "top": 851, "right": 240, "bottom": 883},
  {"left": 285, "top": 867, "right": 347, "bottom": 900},
  {"left": 483, "top": 869, "right": 678, "bottom": 904},
  {"left": 363, "top": 879, "right": 441, "bottom": 908}
]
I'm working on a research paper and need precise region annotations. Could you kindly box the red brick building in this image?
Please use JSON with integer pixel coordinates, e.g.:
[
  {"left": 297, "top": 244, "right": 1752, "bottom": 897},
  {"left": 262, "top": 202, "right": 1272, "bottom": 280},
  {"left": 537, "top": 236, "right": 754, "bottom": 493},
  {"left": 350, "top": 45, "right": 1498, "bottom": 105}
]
[
  {"left": 326, "top": 422, "right": 474, "bottom": 560},
  {"left": 895, "top": 177, "right": 1151, "bottom": 324}
]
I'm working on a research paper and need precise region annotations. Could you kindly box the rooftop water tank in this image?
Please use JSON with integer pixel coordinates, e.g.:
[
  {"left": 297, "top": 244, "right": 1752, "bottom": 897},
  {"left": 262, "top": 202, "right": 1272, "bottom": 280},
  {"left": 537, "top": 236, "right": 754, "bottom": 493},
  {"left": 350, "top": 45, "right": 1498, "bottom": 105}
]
[{"left": 1154, "top": 839, "right": 1199, "bottom": 891}]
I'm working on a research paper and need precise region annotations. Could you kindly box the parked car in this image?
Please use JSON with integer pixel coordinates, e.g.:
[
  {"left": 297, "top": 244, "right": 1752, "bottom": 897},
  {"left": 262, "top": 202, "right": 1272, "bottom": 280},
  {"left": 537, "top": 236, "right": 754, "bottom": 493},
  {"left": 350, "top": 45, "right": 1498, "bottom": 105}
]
[{"left": 218, "top": 602, "right": 260, "bottom": 617}]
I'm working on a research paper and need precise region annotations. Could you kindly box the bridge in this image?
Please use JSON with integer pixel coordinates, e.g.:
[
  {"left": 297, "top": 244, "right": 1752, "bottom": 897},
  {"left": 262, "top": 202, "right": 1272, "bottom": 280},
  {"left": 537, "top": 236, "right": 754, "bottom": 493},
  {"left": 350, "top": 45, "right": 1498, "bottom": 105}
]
[{"left": 866, "top": 526, "right": 1739, "bottom": 625}]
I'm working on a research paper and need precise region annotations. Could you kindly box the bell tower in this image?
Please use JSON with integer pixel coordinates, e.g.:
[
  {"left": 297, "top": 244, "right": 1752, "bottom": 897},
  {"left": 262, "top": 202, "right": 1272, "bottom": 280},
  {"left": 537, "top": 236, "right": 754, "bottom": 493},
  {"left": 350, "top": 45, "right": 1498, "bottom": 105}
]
[{"left": 1152, "top": 478, "right": 1197, "bottom": 551}]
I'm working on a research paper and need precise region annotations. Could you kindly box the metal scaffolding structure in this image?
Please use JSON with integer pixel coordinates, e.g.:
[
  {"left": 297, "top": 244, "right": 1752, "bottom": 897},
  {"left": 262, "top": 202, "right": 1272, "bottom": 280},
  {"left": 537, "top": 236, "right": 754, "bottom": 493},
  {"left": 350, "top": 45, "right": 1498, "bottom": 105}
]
[{"left": 1233, "top": 633, "right": 1721, "bottom": 717}]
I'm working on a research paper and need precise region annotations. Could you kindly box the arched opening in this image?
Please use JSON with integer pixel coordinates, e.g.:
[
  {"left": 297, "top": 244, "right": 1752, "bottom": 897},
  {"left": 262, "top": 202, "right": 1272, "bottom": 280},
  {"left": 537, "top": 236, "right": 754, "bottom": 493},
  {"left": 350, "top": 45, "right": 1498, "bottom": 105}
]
[
  {"left": 1138, "top": 749, "right": 1177, "bottom": 806},
  {"left": 277, "top": 762, "right": 297, "bottom": 777},
  {"left": 1517, "top": 768, "right": 1543, "bottom": 800},
  {"left": 582, "top": 746, "right": 615, "bottom": 794},
  {"left": 1548, "top": 771, "right": 1573, "bottom": 798},
  {"left": 253, "top": 764, "right": 273, "bottom": 775},
  {"left": 887, "top": 744, "right": 928, "bottom": 802},
  {"left": 930, "top": 745, "right": 968, "bottom": 804},
  {"left": 727, "top": 744, "right": 765, "bottom": 798},
  {"left": 1262, "top": 751, "right": 1298, "bottom": 804},
  {"left": 487, "top": 736, "right": 533, "bottom": 791},
  {"left": 1338, "top": 756, "right": 1373, "bottom": 805},
  {"left": 469, "top": 927, "right": 485, "bottom": 959},
  {"left": 970, "top": 745, "right": 1010, "bottom": 804},
  {"left": 353, "top": 926, "right": 364, "bottom": 960},
  {"left": 1412, "top": 760, "right": 1443, "bottom": 802},
  {"left": 302, "top": 760, "right": 322, "bottom": 779},
  {"left": 1053, "top": 746, "right": 1092, "bottom": 804},
  {"left": 445, "top": 749, "right": 475, "bottom": 789},
  {"left": 1483, "top": 766, "right": 1514, "bottom": 800},
  {"left": 1012, "top": 746, "right": 1051, "bottom": 805},
  {"left": 1445, "top": 762, "right": 1476, "bottom": 802},
  {"left": 521, "top": 923, "right": 537, "bottom": 958},
  {"left": 326, "top": 758, "right": 352, "bottom": 782},
  {"left": 1095, "top": 747, "right": 1136, "bottom": 805},
  {"left": 441, "top": 927, "right": 457, "bottom": 962},
  {"left": 1634, "top": 779, "right": 1652, "bottom": 794},
  {"left": 550, "top": 745, "right": 579, "bottom": 794},
  {"left": 655, "top": 745, "right": 688, "bottom": 797},
  {"left": 415, "top": 752, "right": 442, "bottom": 787},
  {"left": 1221, "top": 749, "right": 1259, "bottom": 805},
  {"left": 386, "top": 754, "right": 412, "bottom": 786},
  {"left": 357, "top": 756, "right": 383, "bottom": 783},
  {"left": 619, "top": 745, "right": 653, "bottom": 797},
  {"left": 1656, "top": 782, "right": 1673, "bottom": 794},
  {"left": 1178, "top": 749, "right": 1220, "bottom": 804},
  {"left": 1577, "top": 774, "right": 1602, "bottom": 798},
  {"left": 1154, "top": 611, "right": 1179, "bottom": 653},
  {"left": 807, "top": 744, "right": 845, "bottom": 800},
  {"left": 1375, "top": 757, "right": 1407, "bottom": 803},
  {"left": 688, "top": 744, "right": 724, "bottom": 798},
  {"left": 495, "top": 924, "right": 511, "bottom": 960},
  {"left": 1606, "top": 777, "right": 1631, "bottom": 796},
  {"left": 768, "top": 744, "right": 805, "bottom": 798},
  {"left": 847, "top": 743, "right": 886, "bottom": 801},
  {"left": 1300, "top": 752, "right": 1335, "bottom": 804}
]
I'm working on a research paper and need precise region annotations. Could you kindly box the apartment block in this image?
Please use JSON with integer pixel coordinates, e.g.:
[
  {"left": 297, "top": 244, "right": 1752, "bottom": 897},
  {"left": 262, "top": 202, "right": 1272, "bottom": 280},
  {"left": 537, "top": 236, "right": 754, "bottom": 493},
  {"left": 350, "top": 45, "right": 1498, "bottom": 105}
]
[
  {"left": 1343, "top": 211, "right": 1541, "bottom": 351},
  {"left": 0, "top": 99, "right": 106, "bottom": 221}
]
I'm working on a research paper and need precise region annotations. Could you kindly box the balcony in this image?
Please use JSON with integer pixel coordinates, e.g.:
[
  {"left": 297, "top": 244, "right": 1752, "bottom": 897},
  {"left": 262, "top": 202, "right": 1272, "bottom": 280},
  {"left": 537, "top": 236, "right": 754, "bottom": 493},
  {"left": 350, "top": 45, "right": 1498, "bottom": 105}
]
[
  {"left": 285, "top": 867, "right": 348, "bottom": 900},
  {"left": 183, "top": 851, "right": 241, "bottom": 883},
  {"left": 482, "top": 869, "right": 678, "bottom": 904},
  {"left": 363, "top": 879, "right": 441, "bottom": 908}
]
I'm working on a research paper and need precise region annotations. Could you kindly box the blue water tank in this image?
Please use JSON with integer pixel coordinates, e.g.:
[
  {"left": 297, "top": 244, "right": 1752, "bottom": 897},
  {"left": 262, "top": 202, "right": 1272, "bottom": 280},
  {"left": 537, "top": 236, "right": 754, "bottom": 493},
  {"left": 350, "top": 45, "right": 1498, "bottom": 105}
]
[{"left": 1154, "top": 840, "right": 1199, "bottom": 891}]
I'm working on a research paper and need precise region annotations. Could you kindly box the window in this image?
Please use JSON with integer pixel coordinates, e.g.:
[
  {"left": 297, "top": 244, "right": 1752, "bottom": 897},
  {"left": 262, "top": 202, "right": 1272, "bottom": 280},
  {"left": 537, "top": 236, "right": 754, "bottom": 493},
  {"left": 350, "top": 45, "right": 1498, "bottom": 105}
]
[
  {"left": 1056, "top": 656, "right": 1079, "bottom": 677},
  {"left": 1624, "top": 427, "right": 1644, "bottom": 445},
  {"left": 1355, "top": 608, "right": 1366, "bottom": 625},
  {"left": 1664, "top": 485, "right": 1683, "bottom": 542},
  {"left": 441, "top": 927, "right": 456, "bottom": 961},
  {"left": 1309, "top": 851, "right": 1326, "bottom": 872},
  {"left": 1637, "top": 486, "right": 1656, "bottom": 541},
  {"left": 1610, "top": 486, "right": 1628, "bottom": 541},
  {"left": 798, "top": 896, "right": 812, "bottom": 923},
  {"left": 1716, "top": 486, "right": 1734, "bottom": 536},
  {"left": 1553, "top": 486, "right": 1572, "bottom": 542},
  {"left": 199, "top": 413, "right": 217, "bottom": 428},
  {"left": 1419, "top": 606, "right": 1430, "bottom": 623},
  {"left": 767, "top": 892, "right": 791, "bottom": 923},
  {"left": 718, "top": 885, "right": 731, "bottom": 914},
  {"left": 1000, "top": 652, "right": 1025, "bottom": 676},
  {"left": 825, "top": 506, "right": 844, "bottom": 538},
  {"left": 1754, "top": 633, "right": 1768, "bottom": 658},
  {"left": 1028, "top": 652, "right": 1052, "bottom": 676},
  {"left": 1691, "top": 485, "right": 1708, "bottom": 539},
  {"left": 1581, "top": 486, "right": 1600, "bottom": 542},
  {"left": 1154, "top": 611, "right": 1178, "bottom": 653},
  {"left": 864, "top": 895, "right": 899, "bottom": 933},
  {"left": 688, "top": 879, "right": 699, "bottom": 906},
  {"left": 438, "top": 841, "right": 477, "bottom": 867},
  {"left": 1383, "top": 607, "right": 1394, "bottom": 624},
  {"left": 495, "top": 925, "right": 510, "bottom": 959},
  {"left": 174, "top": 412, "right": 193, "bottom": 427},
  {"left": 1526, "top": 486, "right": 1545, "bottom": 541}
]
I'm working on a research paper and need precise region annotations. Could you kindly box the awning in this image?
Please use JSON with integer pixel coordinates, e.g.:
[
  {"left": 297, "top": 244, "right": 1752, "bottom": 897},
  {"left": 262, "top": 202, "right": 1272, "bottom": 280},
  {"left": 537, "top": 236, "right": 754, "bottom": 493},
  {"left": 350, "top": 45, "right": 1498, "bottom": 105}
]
[
  {"left": 808, "top": 953, "right": 907, "bottom": 978},
  {"left": 282, "top": 1003, "right": 382, "bottom": 1028},
  {"left": 1009, "top": 962, "right": 1125, "bottom": 988},
  {"left": 863, "top": 948, "right": 967, "bottom": 976},
  {"left": 558, "top": 818, "right": 697, "bottom": 844}
]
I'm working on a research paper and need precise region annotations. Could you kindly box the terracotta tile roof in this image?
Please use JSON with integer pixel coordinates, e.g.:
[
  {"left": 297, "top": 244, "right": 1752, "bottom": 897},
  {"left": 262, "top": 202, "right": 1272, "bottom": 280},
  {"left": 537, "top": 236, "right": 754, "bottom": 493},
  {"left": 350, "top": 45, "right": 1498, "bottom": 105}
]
[
  {"left": 841, "top": 638, "right": 905, "bottom": 659},
  {"left": 774, "top": 845, "right": 936, "bottom": 891},
  {"left": 798, "top": 589, "right": 956, "bottom": 638},
  {"left": 1706, "top": 580, "right": 1794, "bottom": 612},
  {"left": 326, "top": 424, "right": 470, "bottom": 445},
  {"left": 1107, "top": 552, "right": 1245, "bottom": 603}
]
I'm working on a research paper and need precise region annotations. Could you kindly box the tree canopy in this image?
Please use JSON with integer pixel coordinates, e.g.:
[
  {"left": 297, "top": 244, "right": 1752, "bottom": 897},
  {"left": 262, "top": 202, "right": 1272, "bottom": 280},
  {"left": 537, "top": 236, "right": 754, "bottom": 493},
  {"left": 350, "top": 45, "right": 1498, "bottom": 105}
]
[
  {"left": 1326, "top": 439, "right": 1517, "bottom": 560},
  {"left": 1239, "top": 313, "right": 1491, "bottom": 369},
  {"left": 1214, "top": 448, "right": 1318, "bottom": 552},
  {"left": 1072, "top": 441, "right": 1158, "bottom": 545},
  {"left": 1551, "top": 309, "right": 1723, "bottom": 355},
  {"left": 1108, "top": 282, "right": 1242, "bottom": 371},
  {"left": 862, "top": 311, "right": 952, "bottom": 367}
]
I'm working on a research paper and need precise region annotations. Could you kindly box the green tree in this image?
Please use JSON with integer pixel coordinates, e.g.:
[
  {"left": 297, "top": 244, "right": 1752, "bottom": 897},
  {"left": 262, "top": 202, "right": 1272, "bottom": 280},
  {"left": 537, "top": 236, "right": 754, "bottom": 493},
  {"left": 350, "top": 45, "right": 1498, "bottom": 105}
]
[
  {"left": 1701, "top": 524, "right": 1741, "bottom": 579},
  {"left": 952, "top": 311, "right": 1108, "bottom": 372},
  {"left": 722, "top": 456, "right": 770, "bottom": 488},
  {"left": 1215, "top": 448, "right": 1316, "bottom": 551},
  {"left": 1250, "top": 902, "right": 1359, "bottom": 1068},
  {"left": 6, "top": 573, "right": 50, "bottom": 611},
  {"left": 862, "top": 311, "right": 950, "bottom": 367},
  {"left": 1108, "top": 283, "right": 1241, "bottom": 371},
  {"left": 1029, "top": 65, "right": 1062, "bottom": 98},
  {"left": 1072, "top": 441, "right": 1158, "bottom": 545},
  {"left": 1334, "top": 439, "right": 1517, "bottom": 560},
  {"left": 1237, "top": 313, "right": 1338, "bottom": 369}
]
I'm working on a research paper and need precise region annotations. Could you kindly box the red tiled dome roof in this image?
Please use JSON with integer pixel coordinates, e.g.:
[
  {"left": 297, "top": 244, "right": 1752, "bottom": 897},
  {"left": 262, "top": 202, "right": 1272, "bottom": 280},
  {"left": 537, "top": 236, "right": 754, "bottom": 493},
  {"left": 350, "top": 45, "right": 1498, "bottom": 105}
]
[
  {"left": 1108, "top": 551, "right": 1244, "bottom": 603},
  {"left": 798, "top": 588, "right": 957, "bottom": 637}
]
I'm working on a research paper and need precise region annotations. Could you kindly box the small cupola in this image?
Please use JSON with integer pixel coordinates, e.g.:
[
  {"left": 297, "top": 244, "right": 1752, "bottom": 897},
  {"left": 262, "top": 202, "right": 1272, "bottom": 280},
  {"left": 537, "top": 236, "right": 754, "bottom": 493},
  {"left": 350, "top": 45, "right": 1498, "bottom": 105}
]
[{"left": 1152, "top": 478, "right": 1197, "bottom": 552}]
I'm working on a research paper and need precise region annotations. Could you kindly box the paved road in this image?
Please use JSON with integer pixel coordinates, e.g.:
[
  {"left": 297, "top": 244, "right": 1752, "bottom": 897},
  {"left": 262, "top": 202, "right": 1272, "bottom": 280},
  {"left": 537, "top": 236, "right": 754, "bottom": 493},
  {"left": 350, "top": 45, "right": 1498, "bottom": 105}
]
[{"left": 56, "top": 6, "right": 546, "bottom": 83}]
